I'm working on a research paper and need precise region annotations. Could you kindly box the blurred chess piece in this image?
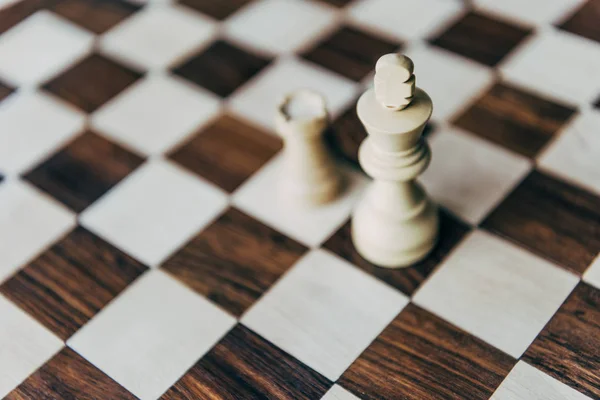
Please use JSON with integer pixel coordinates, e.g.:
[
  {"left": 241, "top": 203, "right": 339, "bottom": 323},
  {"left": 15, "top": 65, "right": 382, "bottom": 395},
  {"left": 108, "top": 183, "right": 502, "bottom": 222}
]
[
  {"left": 275, "top": 90, "right": 342, "bottom": 206},
  {"left": 351, "top": 53, "right": 438, "bottom": 268}
]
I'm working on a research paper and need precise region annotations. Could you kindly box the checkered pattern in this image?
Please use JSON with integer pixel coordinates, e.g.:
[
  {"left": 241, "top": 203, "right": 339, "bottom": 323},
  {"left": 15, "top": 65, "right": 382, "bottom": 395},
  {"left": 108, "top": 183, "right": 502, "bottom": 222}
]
[{"left": 0, "top": 0, "right": 599, "bottom": 399}]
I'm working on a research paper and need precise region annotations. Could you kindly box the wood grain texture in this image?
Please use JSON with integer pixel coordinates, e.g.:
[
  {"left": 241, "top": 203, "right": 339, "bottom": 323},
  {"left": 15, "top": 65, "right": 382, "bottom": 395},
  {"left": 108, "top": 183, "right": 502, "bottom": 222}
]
[
  {"left": 430, "top": 11, "right": 531, "bottom": 66},
  {"left": 559, "top": 0, "right": 600, "bottom": 44},
  {"left": 453, "top": 82, "right": 576, "bottom": 157},
  {"left": 179, "top": 0, "right": 253, "bottom": 20},
  {"left": 6, "top": 347, "right": 137, "bottom": 400},
  {"left": 302, "top": 25, "right": 400, "bottom": 82},
  {"left": 47, "top": 0, "right": 140, "bottom": 34},
  {"left": 43, "top": 53, "right": 142, "bottom": 113},
  {"left": 161, "top": 324, "right": 332, "bottom": 399},
  {"left": 339, "top": 303, "right": 516, "bottom": 400},
  {"left": 162, "top": 207, "right": 307, "bottom": 316},
  {"left": 523, "top": 282, "right": 600, "bottom": 399},
  {"left": 0, "top": 0, "right": 43, "bottom": 34},
  {"left": 0, "top": 227, "right": 147, "bottom": 340},
  {"left": 483, "top": 170, "right": 600, "bottom": 274},
  {"left": 173, "top": 40, "right": 271, "bottom": 98},
  {"left": 169, "top": 115, "right": 282, "bottom": 193},
  {"left": 24, "top": 131, "right": 145, "bottom": 212},
  {"left": 323, "top": 209, "right": 470, "bottom": 296}
]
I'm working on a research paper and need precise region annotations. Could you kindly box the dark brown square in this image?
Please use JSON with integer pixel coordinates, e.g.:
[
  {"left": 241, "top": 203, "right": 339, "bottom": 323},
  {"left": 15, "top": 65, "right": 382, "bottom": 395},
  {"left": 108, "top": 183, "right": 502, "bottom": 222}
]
[
  {"left": 6, "top": 347, "right": 136, "bottom": 400},
  {"left": 173, "top": 40, "right": 271, "bottom": 98},
  {"left": 179, "top": 0, "right": 253, "bottom": 20},
  {"left": 453, "top": 82, "right": 576, "bottom": 157},
  {"left": 323, "top": 209, "right": 470, "bottom": 296},
  {"left": 430, "top": 11, "right": 531, "bottom": 66},
  {"left": 43, "top": 54, "right": 142, "bottom": 113},
  {"left": 169, "top": 115, "right": 282, "bottom": 193},
  {"left": 161, "top": 324, "right": 332, "bottom": 399},
  {"left": 0, "top": 80, "right": 13, "bottom": 103},
  {"left": 47, "top": 0, "right": 141, "bottom": 34},
  {"left": 559, "top": 0, "right": 600, "bottom": 44},
  {"left": 326, "top": 102, "right": 364, "bottom": 167},
  {"left": 0, "top": 227, "right": 148, "bottom": 340},
  {"left": 523, "top": 282, "right": 600, "bottom": 399},
  {"left": 0, "top": 0, "right": 44, "bottom": 35},
  {"left": 339, "top": 303, "right": 516, "bottom": 400},
  {"left": 317, "top": 0, "right": 355, "bottom": 7},
  {"left": 302, "top": 25, "right": 400, "bottom": 82},
  {"left": 162, "top": 208, "right": 307, "bottom": 316},
  {"left": 482, "top": 170, "right": 600, "bottom": 274},
  {"left": 24, "top": 131, "right": 145, "bottom": 212}
]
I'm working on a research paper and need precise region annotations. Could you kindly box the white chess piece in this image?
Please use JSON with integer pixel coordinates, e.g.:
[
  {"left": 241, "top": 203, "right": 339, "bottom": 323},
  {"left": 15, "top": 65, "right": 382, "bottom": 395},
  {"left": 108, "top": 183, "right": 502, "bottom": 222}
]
[
  {"left": 275, "top": 89, "right": 342, "bottom": 206},
  {"left": 351, "top": 54, "right": 438, "bottom": 268}
]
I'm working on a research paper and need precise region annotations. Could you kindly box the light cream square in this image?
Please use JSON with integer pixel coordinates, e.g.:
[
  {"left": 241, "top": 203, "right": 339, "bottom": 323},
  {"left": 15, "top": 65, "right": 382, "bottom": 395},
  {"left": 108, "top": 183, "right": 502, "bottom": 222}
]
[
  {"left": 229, "top": 57, "right": 357, "bottom": 132},
  {"left": 0, "top": 11, "right": 93, "bottom": 87},
  {"left": 0, "top": 91, "right": 85, "bottom": 175},
  {"left": 91, "top": 74, "right": 221, "bottom": 155},
  {"left": 99, "top": 5, "right": 216, "bottom": 71},
  {"left": 414, "top": 230, "right": 579, "bottom": 358},
  {"left": 0, "top": 295, "right": 63, "bottom": 398},
  {"left": 242, "top": 249, "right": 408, "bottom": 380},
  {"left": 350, "top": 0, "right": 464, "bottom": 41},
  {"left": 233, "top": 153, "right": 367, "bottom": 248},
  {"left": 0, "top": 181, "right": 75, "bottom": 283},
  {"left": 421, "top": 127, "right": 531, "bottom": 225},
  {"left": 68, "top": 270, "right": 236, "bottom": 400},
  {"left": 224, "top": 0, "right": 337, "bottom": 55},
  {"left": 501, "top": 29, "right": 600, "bottom": 107},
  {"left": 80, "top": 159, "right": 227, "bottom": 267},
  {"left": 405, "top": 43, "right": 494, "bottom": 121},
  {"left": 538, "top": 109, "right": 600, "bottom": 196},
  {"left": 491, "top": 361, "right": 592, "bottom": 400}
]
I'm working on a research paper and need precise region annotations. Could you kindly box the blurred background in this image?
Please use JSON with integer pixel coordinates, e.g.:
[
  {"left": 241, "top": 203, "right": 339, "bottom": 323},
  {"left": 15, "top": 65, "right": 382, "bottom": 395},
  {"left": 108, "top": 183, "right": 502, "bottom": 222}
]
[{"left": 0, "top": 0, "right": 599, "bottom": 399}]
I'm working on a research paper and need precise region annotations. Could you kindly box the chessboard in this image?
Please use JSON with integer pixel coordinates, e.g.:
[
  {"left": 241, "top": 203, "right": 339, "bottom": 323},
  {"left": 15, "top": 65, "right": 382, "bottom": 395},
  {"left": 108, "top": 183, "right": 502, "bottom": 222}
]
[{"left": 0, "top": 0, "right": 599, "bottom": 399}]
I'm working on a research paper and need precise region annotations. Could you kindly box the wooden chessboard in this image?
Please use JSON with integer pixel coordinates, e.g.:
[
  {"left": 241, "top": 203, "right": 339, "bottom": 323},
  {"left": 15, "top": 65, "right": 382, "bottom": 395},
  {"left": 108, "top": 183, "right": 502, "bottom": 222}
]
[{"left": 0, "top": 0, "right": 599, "bottom": 399}]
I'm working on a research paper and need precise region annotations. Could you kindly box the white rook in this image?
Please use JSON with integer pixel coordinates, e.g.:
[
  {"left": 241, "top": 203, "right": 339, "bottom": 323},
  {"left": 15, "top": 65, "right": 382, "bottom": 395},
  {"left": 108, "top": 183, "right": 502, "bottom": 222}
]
[
  {"left": 351, "top": 54, "right": 438, "bottom": 268},
  {"left": 275, "top": 89, "right": 342, "bottom": 206}
]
